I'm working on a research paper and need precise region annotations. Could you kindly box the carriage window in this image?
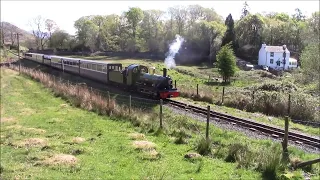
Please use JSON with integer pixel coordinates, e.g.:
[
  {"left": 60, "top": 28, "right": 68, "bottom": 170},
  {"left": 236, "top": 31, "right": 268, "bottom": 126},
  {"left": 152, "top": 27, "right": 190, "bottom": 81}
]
[
  {"left": 97, "top": 65, "right": 102, "bottom": 71},
  {"left": 92, "top": 64, "right": 96, "bottom": 70}
]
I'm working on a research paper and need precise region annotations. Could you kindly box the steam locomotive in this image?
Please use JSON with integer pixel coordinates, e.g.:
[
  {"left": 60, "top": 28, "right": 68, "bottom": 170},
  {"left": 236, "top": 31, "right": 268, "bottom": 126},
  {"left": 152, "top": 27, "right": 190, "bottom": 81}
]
[{"left": 23, "top": 52, "right": 180, "bottom": 99}]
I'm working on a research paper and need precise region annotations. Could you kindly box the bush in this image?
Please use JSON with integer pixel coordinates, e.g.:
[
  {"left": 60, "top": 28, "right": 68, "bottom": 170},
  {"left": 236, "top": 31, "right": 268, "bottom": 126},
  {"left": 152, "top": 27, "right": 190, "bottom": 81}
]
[
  {"left": 195, "top": 137, "right": 212, "bottom": 156},
  {"left": 225, "top": 143, "right": 255, "bottom": 168},
  {"left": 256, "top": 144, "right": 284, "bottom": 180}
]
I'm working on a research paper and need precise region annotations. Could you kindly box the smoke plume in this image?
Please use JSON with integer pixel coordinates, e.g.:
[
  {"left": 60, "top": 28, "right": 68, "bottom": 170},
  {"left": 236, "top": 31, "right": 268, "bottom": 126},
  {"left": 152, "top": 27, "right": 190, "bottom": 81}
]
[{"left": 164, "top": 34, "right": 185, "bottom": 69}]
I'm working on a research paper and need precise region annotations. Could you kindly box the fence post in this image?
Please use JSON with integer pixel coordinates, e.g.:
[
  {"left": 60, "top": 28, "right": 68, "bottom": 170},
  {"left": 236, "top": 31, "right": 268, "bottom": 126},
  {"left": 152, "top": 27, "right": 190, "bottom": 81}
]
[
  {"left": 174, "top": 80, "right": 176, "bottom": 89},
  {"left": 221, "top": 87, "right": 225, "bottom": 104},
  {"left": 160, "top": 99, "right": 163, "bottom": 129},
  {"left": 129, "top": 95, "right": 132, "bottom": 114},
  {"left": 288, "top": 94, "right": 291, "bottom": 116},
  {"left": 252, "top": 90, "right": 255, "bottom": 105},
  {"left": 90, "top": 87, "right": 93, "bottom": 101},
  {"left": 282, "top": 116, "right": 289, "bottom": 162},
  {"left": 107, "top": 91, "right": 110, "bottom": 105},
  {"left": 206, "top": 105, "right": 210, "bottom": 140},
  {"left": 196, "top": 84, "right": 199, "bottom": 96}
]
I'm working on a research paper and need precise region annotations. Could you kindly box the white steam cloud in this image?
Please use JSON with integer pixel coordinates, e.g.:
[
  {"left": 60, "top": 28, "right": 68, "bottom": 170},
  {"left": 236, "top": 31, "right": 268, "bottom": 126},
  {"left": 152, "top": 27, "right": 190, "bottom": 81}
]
[{"left": 164, "top": 34, "right": 185, "bottom": 69}]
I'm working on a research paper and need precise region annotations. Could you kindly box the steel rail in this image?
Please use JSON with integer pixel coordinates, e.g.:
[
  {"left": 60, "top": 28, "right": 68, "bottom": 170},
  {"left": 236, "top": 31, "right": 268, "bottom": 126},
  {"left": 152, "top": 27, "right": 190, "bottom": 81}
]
[{"left": 165, "top": 99, "right": 320, "bottom": 149}]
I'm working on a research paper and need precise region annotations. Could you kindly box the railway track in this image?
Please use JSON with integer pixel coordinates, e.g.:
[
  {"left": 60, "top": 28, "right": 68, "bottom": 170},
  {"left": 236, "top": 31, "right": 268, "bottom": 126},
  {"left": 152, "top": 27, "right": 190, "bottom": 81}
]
[
  {"left": 10, "top": 59, "right": 320, "bottom": 149},
  {"left": 165, "top": 99, "right": 320, "bottom": 149}
]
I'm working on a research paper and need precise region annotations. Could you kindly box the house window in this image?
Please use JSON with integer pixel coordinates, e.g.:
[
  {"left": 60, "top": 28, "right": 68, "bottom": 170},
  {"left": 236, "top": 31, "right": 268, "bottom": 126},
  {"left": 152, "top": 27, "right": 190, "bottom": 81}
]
[
  {"left": 270, "top": 52, "right": 274, "bottom": 57},
  {"left": 270, "top": 59, "right": 274, "bottom": 64}
]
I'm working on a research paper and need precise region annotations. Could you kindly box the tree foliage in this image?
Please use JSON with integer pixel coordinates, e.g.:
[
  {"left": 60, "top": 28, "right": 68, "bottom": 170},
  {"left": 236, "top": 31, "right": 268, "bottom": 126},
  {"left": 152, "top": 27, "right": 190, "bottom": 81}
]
[
  {"left": 216, "top": 43, "right": 237, "bottom": 83},
  {"left": 25, "top": 3, "right": 319, "bottom": 72},
  {"left": 221, "top": 14, "right": 236, "bottom": 50},
  {"left": 300, "top": 44, "right": 320, "bottom": 82}
]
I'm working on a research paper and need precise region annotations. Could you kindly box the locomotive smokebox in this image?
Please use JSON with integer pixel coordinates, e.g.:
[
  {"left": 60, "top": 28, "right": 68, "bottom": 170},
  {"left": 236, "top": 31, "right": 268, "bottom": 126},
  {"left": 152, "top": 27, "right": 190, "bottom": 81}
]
[{"left": 163, "top": 68, "right": 167, "bottom": 77}]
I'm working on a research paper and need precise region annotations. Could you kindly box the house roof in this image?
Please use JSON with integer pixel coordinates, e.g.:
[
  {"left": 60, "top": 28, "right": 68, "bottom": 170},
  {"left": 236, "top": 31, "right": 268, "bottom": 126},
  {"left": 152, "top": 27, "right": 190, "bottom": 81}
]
[{"left": 265, "top": 46, "right": 290, "bottom": 53}]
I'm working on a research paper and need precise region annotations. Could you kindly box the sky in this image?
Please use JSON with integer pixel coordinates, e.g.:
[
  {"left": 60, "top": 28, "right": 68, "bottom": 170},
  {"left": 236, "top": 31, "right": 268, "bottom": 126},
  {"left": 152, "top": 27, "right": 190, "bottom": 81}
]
[{"left": 1, "top": 0, "right": 319, "bottom": 35}]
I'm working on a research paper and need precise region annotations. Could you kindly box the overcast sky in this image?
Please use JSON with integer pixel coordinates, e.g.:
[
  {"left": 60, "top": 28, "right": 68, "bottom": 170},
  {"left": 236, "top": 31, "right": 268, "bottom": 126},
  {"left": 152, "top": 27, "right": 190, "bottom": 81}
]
[{"left": 1, "top": 0, "right": 319, "bottom": 35}]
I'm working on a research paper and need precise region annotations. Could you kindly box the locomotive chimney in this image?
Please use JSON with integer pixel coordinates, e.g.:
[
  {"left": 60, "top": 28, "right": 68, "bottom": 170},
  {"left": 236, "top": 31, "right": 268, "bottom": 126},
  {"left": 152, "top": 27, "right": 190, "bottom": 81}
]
[{"left": 163, "top": 68, "right": 167, "bottom": 77}]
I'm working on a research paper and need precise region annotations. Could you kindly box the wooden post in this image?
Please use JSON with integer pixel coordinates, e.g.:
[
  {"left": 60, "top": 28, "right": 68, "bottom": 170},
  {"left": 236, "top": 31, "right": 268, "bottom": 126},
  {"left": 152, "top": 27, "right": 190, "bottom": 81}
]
[
  {"left": 252, "top": 90, "right": 255, "bottom": 105},
  {"left": 282, "top": 116, "right": 289, "bottom": 162},
  {"left": 288, "top": 94, "right": 291, "bottom": 116},
  {"left": 16, "top": 33, "right": 22, "bottom": 75},
  {"left": 107, "top": 91, "right": 110, "bottom": 105},
  {"left": 174, "top": 80, "right": 176, "bottom": 89},
  {"left": 222, "top": 87, "right": 225, "bottom": 104},
  {"left": 295, "top": 158, "right": 320, "bottom": 170},
  {"left": 90, "top": 87, "right": 93, "bottom": 101},
  {"left": 129, "top": 95, "right": 132, "bottom": 114},
  {"left": 196, "top": 84, "right": 199, "bottom": 96},
  {"left": 206, "top": 106, "right": 210, "bottom": 140},
  {"left": 160, "top": 99, "right": 163, "bottom": 129}
]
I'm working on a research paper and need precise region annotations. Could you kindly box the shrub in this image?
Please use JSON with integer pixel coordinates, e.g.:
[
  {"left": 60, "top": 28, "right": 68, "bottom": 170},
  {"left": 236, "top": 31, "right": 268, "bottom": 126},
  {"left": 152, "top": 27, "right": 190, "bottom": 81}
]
[
  {"left": 225, "top": 143, "right": 255, "bottom": 168},
  {"left": 195, "top": 137, "right": 212, "bottom": 156},
  {"left": 256, "top": 144, "right": 284, "bottom": 180}
]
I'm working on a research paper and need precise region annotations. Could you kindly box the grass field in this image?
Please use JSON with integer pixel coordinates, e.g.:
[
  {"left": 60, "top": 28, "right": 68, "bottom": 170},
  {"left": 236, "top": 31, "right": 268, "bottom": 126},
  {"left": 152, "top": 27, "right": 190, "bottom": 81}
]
[
  {"left": 0, "top": 68, "right": 262, "bottom": 179},
  {"left": 2, "top": 67, "right": 320, "bottom": 179},
  {"left": 67, "top": 55, "right": 320, "bottom": 137}
]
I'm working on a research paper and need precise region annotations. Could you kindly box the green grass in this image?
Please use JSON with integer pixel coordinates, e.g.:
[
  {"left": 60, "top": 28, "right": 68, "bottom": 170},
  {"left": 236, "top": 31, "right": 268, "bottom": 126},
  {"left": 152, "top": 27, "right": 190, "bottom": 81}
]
[
  {"left": 66, "top": 55, "right": 320, "bottom": 136},
  {"left": 1, "top": 68, "right": 263, "bottom": 179},
  {"left": 0, "top": 48, "right": 18, "bottom": 62},
  {"left": 2, "top": 67, "right": 320, "bottom": 180}
]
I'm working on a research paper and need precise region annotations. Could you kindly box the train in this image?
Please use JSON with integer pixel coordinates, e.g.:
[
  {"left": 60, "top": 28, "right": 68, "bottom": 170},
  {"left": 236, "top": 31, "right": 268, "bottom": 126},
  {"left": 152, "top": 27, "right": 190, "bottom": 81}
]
[{"left": 23, "top": 52, "right": 180, "bottom": 99}]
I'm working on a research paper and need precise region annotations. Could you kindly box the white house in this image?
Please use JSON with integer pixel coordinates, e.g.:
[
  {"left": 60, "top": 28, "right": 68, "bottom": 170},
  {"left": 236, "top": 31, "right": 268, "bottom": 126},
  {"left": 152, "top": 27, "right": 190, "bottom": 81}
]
[{"left": 258, "top": 44, "right": 298, "bottom": 70}]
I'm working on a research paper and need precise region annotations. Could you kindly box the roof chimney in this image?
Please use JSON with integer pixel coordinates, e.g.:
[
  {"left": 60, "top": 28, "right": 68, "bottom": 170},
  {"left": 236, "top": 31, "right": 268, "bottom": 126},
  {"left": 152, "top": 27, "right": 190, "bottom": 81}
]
[
  {"left": 262, "top": 43, "right": 266, "bottom": 48},
  {"left": 283, "top": 45, "right": 287, "bottom": 50}
]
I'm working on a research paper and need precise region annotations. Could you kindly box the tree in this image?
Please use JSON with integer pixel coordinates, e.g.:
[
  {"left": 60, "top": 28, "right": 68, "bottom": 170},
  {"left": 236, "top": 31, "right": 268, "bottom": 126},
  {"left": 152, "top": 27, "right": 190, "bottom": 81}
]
[
  {"left": 292, "top": 8, "right": 306, "bottom": 22},
  {"left": 45, "top": 19, "right": 58, "bottom": 42},
  {"left": 49, "top": 30, "right": 70, "bottom": 49},
  {"left": 216, "top": 43, "right": 237, "bottom": 83},
  {"left": 241, "top": 1, "right": 250, "bottom": 19},
  {"left": 125, "top": 7, "right": 144, "bottom": 39},
  {"left": 300, "top": 44, "right": 320, "bottom": 83},
  {"left": 201, "top": 21, "right": 226, "bottom": 64},
  {"left": 221, "top": 14, "right": 236, "bottom": 50},
  {"left": 74, "top": 16, "right": 98, "bottom": 52},
  {"left": 29, "top": 15, "right": 49, "bottom": 50}
]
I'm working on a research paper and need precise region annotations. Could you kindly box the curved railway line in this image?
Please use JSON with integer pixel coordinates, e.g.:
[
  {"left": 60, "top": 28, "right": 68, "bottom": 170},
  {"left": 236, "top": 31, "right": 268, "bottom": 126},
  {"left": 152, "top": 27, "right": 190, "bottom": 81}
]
[
  {"left": 3, "top": 58, "right": 320, "bottom": 150},
  {"left": 165, "top": 99, "right": 320, "bottom": 149}
]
